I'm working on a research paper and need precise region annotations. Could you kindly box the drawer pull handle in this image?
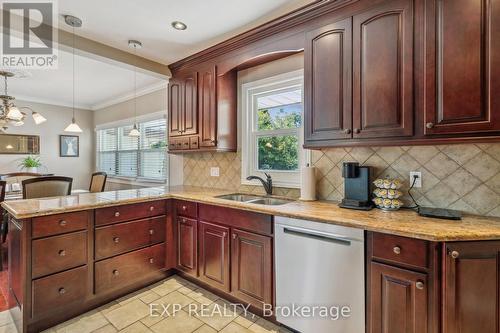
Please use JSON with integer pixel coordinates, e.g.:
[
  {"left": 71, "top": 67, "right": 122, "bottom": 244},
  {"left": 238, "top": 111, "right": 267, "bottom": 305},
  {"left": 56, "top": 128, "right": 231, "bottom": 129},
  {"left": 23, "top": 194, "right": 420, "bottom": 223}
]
[
  {"left": 182, "top": 205, "right": 187, "bottom": 211},
  {"left": 58, "top": 250, "right": 66, "bottom": 257},
  {"left": 393, "top": 246, "right": 401, "bottom": 255},
  {"left": 58, "top": 287, "right": 66, "bottom": 295},
  {"left": 149, "top": 229, "right": 154, "bottom": 235},
  {"left": 416, "top": 281, "right": 425, "bottom": 290},
  {"left": 114, "top": 212, "right": 120, "bottom": 217},
  {"left": 59, "top": 220, "right": 67, "bottom": 227},
  {"left": 232, "top": 234, "right": 237, "bottom": 240},
  {"left": 149, "top": 206, "right": 155, "bottom": 211},
  {"left": 223, "top": 232, "right": 227, "bottom": 237},
  {"left": 451, "top": 250, "right": 459, "bottom": 259},
  {"left": 113, "top": 237, "right": 120, "bottom": 243},
  {"left": 149, "top": 258, "right": 154, "bottom": 264},
  {"left": 112, "top": 269, "right": 119, "bottom": 276}
]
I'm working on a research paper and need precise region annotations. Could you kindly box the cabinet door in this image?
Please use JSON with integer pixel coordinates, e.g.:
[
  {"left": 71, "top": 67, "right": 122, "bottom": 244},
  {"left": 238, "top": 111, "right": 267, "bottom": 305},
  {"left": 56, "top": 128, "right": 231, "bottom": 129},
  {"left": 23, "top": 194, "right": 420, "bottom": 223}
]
[
  {"left": 168, "top": 78, "right": 183, "bottom": 137},
  {"left": 369, "top": 262, "right": 428, "bottom": 333},
  {"left": 231, "top": 229, "right": 272, "bottom": 310},
  {"left": 304, "top": 18, "right": 353, "bottom": 144},
  {"left": 198, "top": 221, "right": 230, "bottom": 292},
  {"left": 424, "top": 0, "right": 500, "bottom": 135},
  {"left": 353, "top": 0, "right": 414, "bottom": 138},
  {"left": 443, "top": 242, "right": 500, "bottom": 333},
  {"left": 176, "top": 216, "right": 197, "bottom": 276},
  {"left": 183, "top": 72, "right": 198, "bottom": 136},
  {"left": 199, "top": 66, "right": 217, "bottom": 147}
]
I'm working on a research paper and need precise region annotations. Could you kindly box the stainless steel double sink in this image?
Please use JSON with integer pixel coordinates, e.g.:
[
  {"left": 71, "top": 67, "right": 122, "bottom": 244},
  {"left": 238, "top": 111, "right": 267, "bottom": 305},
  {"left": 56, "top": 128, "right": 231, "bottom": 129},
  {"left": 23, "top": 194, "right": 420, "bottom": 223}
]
[{"left": 215, "top": 193, "right": 293, "bottom": 206}]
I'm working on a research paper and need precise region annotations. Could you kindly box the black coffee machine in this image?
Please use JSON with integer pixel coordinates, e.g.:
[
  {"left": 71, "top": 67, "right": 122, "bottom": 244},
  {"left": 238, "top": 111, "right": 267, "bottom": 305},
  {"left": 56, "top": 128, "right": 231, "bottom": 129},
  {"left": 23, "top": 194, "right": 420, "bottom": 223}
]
[{"left": 339, "top": 162, "right": 373, "bottom": 210}]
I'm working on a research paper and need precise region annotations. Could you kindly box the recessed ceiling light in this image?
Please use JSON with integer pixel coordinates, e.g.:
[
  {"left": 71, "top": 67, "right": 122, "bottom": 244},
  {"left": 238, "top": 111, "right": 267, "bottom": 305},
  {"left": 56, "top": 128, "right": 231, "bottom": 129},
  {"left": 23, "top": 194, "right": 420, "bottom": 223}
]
[{"left": 171, "top": 21, "right": 187, "bottom": 30}]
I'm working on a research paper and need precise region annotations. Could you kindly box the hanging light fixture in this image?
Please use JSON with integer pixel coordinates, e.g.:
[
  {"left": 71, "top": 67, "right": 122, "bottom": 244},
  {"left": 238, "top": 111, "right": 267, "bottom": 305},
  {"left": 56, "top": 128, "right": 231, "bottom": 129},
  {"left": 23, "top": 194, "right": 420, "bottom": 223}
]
[
  {"left": 128, "top": 40, "right": 142, "bottom": 137},
  {"left": 0, "top": 71, "right": 47, "bottom": 132},
  {"left": 64, "top": 15, "right": 83, "bottom": 133}
]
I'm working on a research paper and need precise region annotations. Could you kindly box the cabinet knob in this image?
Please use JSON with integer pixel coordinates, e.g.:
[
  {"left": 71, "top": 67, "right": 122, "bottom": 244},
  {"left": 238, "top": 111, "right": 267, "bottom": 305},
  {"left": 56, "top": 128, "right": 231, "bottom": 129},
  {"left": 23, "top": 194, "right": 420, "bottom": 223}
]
[
  {"left": 113, "top": 237, "right": 120, "bottom": 243},
  {"left": 114, "top": 211, "right": 120, "bottom": 217},
  {"left": 232, "top": 234, "right": 237, "bottom": 240},
  {"left": 149, "top": 258, "right": 154, "bottom": 264},
  {"left": 343, "top": 129, "right": 352, "bottom": 134},
  {"left": 112, "top": 269, "right": 119, "bottom": 276},
  {"left": 426, "top": 122, "right": 434, "bottom": 129},
  {"left": 393, "top": 246, "right": 401, "bottom": 255},
  {"left": 223, "top": 232, "right": 227, "bottom": 237},
  {"left": 150, "top": 206, "right": 155, "bottom": 211},
  {"left": 182, "top": 218, "right": 187, "bottom": 223},
  {"left": 450, "top": 250, "right": 459, "bottom": 259},
  {"left": 182, "top": 205, "right": 187, "bottom": 210},
  {"left": 58, "top": 287, "right": 66, "bottom": 295},
  {"left": 416, "top": 281, "right": 425, "bottom": 290},
  {"left": 59, "top": 220, "right": 67, "bottom": 227},
  {"left": 58, "top": 250, "right": 66, "bottom": 257},
  {"left": 149, "top": 229, "right": 154, "bottom": 235},
  {"left": 354, "top": 128, "right": 361, "bottom": 134}
]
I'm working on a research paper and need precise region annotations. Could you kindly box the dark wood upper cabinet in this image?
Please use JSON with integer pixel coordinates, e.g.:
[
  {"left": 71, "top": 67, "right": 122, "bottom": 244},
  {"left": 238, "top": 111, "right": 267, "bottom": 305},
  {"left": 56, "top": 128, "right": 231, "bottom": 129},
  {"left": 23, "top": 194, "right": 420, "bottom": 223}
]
[
  {"left": 369, "top": 262, "right": 428, "bottom": 333},
  {"left": 176, "top": 216, "right": 198, "bottom": 276},
  {"left": 443, "top": 241, "right": 500, "bottom": 333},
  {"left": 198, "top": 221, "right": 230, "bottom": 292},
  {"left": 230, "top": 229, "right": 272, "bottom": 310},
  {"left": 183, "top": 72, "right": 198, "bottom": 136},
  {"left": 199, "top": 65, "right": 217, "bottom": 147},
  {"left": 424, "top": 0, "right": 500, "bottom": 135},
  {"left": 304, "top": 17, "right": 353, "bottom": 143},
  {"left": 168, "top": 78, "right": 183, "bottom": 137},
  {"left": 352, "top": 0, "right": 414, "bottom": 138}
]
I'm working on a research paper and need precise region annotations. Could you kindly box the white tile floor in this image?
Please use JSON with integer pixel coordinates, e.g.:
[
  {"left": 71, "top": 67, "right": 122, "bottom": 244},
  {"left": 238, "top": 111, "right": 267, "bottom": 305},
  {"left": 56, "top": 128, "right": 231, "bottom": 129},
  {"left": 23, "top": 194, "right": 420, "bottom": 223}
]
[{"left": 0, "top": 275, "right": 291, "bottom": 333}]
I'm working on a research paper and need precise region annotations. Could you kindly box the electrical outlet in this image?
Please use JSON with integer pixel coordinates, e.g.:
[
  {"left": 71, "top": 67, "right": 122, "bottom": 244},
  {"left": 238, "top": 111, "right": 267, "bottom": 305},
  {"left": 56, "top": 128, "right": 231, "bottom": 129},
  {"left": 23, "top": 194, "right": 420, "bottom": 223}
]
[
  {"left": 409, "top": 171, "right": 422, "bottom": 188},
  {"left": 210, "top": 167, "right": 220, "bottom": 177}
]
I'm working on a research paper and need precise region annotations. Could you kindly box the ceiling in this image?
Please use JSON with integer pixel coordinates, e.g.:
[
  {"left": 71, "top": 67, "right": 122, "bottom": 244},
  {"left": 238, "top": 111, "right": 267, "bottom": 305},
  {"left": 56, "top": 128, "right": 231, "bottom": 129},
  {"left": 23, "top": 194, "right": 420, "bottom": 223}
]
[
  {"left": 57, "top": 0, "right": 315, "bottom": 65},
  {"left": 6, "top": 44, "right": 166, "bottom": 110}
]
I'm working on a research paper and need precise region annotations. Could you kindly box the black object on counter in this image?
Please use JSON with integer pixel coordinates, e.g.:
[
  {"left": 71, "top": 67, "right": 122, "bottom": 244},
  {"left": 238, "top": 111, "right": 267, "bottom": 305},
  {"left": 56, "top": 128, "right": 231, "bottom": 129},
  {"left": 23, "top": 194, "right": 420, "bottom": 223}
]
[
  {"left": 418, "top": 207, "right": 462, "bottom": 220},
  {"left": 339, "top": 162, "right": 374, "bottom": 211}
]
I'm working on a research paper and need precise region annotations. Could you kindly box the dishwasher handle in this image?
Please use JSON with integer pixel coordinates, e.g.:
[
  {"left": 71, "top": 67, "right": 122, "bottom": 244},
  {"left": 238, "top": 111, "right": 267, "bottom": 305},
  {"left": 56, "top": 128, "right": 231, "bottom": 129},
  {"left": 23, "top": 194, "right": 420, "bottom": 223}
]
[{"left": 282, "top": 226, "right": 352, "bottom": 246}]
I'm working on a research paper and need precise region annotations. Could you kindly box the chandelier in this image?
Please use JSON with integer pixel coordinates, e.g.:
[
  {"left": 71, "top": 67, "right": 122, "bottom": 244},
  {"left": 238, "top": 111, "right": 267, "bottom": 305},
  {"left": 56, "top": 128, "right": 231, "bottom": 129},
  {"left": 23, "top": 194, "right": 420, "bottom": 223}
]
[{"left": 0, "top": 71, "right": 47, "bottom": 132}]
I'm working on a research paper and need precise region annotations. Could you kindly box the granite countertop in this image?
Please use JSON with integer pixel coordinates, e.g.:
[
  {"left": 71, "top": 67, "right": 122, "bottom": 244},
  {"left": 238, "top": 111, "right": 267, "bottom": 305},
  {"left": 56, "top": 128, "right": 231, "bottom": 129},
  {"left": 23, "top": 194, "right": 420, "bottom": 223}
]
[{"left": 3, "top": 185, "right": 500, "bottom": 242}]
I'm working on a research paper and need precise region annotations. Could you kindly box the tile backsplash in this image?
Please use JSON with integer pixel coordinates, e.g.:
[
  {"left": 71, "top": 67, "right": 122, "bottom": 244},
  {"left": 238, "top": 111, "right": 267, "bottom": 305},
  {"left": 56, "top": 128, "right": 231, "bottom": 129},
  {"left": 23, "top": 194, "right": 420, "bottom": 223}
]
[{"left": 183, "top": 143, "right": 500, "bottom": 217}]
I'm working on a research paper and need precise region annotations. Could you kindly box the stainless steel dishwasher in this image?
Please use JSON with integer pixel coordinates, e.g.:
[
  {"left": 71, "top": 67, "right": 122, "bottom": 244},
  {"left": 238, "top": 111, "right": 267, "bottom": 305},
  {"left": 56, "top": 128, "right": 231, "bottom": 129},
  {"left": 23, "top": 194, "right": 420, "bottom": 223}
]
[{"left": 275, "top": 216, "right": 365, "bottom": 333}]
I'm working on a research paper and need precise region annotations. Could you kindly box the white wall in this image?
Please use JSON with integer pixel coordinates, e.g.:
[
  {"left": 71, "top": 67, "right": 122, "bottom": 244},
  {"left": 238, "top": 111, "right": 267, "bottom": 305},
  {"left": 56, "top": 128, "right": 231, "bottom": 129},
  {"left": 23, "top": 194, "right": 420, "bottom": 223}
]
[
  {"left": 0, "top": 100, "right": 94, "bottom": 189},
  {"left": 93, "top": 88, "right": 183, "bottom": 188}
]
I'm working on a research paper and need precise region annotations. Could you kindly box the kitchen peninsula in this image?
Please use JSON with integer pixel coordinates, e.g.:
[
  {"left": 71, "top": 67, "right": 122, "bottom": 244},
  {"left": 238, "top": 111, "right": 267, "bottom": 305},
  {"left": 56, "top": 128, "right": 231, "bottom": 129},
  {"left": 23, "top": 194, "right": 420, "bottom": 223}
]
[{"left": 3, "top": 186, "right": 500, "bottom": 333}]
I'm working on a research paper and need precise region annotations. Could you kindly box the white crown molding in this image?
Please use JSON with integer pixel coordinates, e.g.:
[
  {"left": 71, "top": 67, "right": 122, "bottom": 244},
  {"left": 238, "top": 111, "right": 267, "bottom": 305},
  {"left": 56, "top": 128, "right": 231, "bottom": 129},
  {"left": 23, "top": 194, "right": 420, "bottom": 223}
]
[
  {"left": 16, "top": 95, "right": 92, "bottom": 110},
  {"left": 91, "top": 81, "right": 168, "bottom": 111}
]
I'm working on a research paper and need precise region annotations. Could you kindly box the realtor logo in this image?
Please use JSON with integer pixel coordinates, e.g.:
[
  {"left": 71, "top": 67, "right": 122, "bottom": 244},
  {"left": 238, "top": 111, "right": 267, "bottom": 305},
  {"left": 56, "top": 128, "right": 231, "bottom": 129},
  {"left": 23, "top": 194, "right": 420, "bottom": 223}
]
[{"left": 1, "top": 0, "right": 58, "bottom": 69}]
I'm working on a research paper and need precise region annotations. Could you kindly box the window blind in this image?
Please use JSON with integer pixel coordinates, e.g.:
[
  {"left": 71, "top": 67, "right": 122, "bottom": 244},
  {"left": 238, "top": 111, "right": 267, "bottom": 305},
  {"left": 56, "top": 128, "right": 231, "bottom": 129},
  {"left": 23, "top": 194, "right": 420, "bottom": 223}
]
[{"left": 96, "top": 118, "right": 167, "bottom": 181}]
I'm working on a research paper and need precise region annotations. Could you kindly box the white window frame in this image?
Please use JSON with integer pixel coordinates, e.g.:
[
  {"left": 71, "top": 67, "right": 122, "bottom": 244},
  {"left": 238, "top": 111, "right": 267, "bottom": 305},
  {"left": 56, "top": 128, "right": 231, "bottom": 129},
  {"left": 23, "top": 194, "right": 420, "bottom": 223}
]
[
  {"left": 241, "top": 69, "right": 309, "bottom": 189},
  {"left": 95, "top": 111, "right": 168, "bottom": 186}
]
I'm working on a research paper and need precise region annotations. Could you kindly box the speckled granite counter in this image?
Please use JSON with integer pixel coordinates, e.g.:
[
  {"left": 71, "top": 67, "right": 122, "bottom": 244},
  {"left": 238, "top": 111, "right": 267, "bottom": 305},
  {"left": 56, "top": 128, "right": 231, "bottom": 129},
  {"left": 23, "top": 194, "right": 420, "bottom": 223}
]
[{"left": 3, "top": 185, "right": 500, "bottom": 241}]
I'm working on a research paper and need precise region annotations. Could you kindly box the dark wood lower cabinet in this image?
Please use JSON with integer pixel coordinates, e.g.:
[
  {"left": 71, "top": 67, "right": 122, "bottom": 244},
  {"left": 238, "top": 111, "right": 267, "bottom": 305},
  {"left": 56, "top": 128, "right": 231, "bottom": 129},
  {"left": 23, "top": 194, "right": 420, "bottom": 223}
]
[
  {"left": 177, "top": 216, "right": 198, "bottom": 276},
  {"left": 198, "top": 221, "right": 230, "bottom": 292},
  {"left": 443, "top": 241, "right": 500, "bottom": 333},
  {"left": 231, "top": 228, "right": 272, "bottom": 310},
  {"left": 369, "top": 262, "right": 428, "bottom": 333}
]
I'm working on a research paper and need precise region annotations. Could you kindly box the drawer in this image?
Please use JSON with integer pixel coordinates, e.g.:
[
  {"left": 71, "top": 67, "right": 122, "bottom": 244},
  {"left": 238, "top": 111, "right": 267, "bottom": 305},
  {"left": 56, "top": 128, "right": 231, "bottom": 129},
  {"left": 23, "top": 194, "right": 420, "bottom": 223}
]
[
  {"left": 32, "top": 265, "right": 88, "bottom": 317},
  {"left": 175, "top": 200, "right": 197, "bottom": 219},
  {"left": 95, "top": 216, "right": 165, "bottom": 260},
  {"left": 371, "top": 233, "right": 429, "bottom": 269},
  {"left": 32, "top": 211, "right": 88, "bottom": 238},
  {"left": 199, "top": 204, "right": 272, "bottom": 235},
  {"left": 180, "top": 137, "right": 190, "bottom": 150},
  {"left": 95, "top": 200, "right": 166, "bottom": 226},
  {"left": 189, "top": 137, "right": 199, "bottom": 150},
  {"left": 32, "top": 231, "right": 87, "bottom": 278},
  {"left": 95, "top": 243, "right": 165, "bottom": 294}
]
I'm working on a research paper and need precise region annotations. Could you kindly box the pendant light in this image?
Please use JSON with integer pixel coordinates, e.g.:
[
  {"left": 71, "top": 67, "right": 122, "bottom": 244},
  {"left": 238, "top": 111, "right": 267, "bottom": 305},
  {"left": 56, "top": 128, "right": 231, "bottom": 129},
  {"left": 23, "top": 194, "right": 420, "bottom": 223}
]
[
  {"left": 64, "top": 15, "right": 83, "bottom": 133},
  {"left": 128, "top": 40, "right": 142, "bottom": 137}
]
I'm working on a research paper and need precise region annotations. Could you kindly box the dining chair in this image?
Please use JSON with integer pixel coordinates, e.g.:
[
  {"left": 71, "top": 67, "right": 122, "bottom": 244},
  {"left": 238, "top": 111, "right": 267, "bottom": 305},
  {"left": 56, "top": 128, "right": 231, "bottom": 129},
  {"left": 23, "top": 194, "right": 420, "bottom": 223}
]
[
  {"left": 22, "top": 176, "right": 73, "bottom": 199},
  {"left": 89, "top": 172, "right": 107, "bottom": 193}
]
